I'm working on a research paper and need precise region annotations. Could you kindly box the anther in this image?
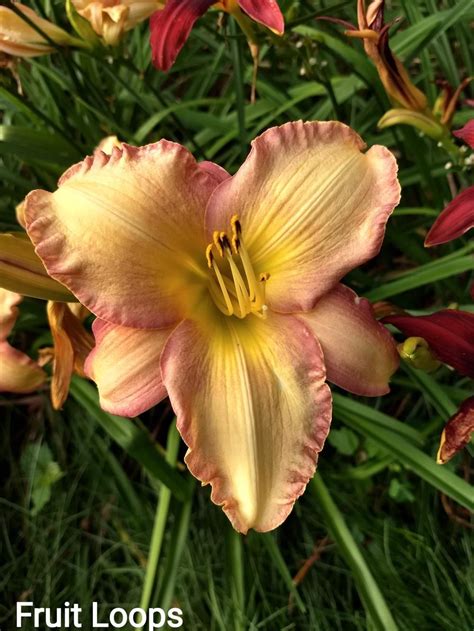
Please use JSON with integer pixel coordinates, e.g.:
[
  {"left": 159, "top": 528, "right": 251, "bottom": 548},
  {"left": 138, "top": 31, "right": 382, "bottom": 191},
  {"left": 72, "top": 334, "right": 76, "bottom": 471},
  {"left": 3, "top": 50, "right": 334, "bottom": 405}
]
[
  {"left": 231, "top": 215, "right": 242, "bottom": 237},
  {"left": 219, "top": 232, "right": 232, "bottom": 252},
  {"left": 259, "top": 272, "right": 270, "bottom": 282},
  {"left": 206, "top": 244, "right": 214, "bottom": 268},
  {"left": 213, "top": 231, "right": 223, "bottom": 256}
]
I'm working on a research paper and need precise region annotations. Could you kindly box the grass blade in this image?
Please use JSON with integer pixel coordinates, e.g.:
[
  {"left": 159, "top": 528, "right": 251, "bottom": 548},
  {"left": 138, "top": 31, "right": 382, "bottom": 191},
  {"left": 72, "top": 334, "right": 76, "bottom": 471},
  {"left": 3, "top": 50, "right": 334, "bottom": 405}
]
[
  {"left": 69, "top": 377, "right": 190, "bottom": 502},
  {"left": 311, "top": 474, "right": 398, "bottom": 631}
]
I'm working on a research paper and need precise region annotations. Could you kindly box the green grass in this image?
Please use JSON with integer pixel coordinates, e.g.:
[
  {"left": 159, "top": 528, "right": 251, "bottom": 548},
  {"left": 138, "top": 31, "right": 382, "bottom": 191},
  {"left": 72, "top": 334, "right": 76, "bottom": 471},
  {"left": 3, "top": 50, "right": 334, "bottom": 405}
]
[{"left": 1, "top": 0, "right": 473, "bottom": 629}]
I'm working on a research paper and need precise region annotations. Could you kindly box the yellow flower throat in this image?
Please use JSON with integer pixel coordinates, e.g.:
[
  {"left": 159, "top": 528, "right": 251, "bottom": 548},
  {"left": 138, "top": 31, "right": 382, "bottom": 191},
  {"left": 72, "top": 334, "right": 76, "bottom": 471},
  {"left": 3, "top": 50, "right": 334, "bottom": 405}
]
[{"left": 205, "top": 215, "right": 269, "bottom": 319}]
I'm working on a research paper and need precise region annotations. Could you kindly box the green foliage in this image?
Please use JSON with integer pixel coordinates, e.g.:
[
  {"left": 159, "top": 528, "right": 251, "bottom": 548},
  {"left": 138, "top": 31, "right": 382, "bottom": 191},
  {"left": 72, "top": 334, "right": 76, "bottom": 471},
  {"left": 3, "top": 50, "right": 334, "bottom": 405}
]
[{"left": 20, "top": 442, "right": 64, "bottom": 515}]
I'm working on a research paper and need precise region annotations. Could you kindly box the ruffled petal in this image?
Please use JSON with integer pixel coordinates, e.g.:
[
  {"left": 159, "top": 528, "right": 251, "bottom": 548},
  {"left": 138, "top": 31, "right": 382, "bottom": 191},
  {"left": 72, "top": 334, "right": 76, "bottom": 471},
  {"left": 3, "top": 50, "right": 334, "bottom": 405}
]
[
  {"left": 150, "top": 0, "right": 215, "bottom": 71},
  {"left": 0, "top": 342, "right": 46, "bottom": 393},
  {"left": 300, "top": 284, "right": 399, "bottom": 396},
  {"left": 425, "top": 186, "right": 474, "bottom": 246},
  {"left": 383, "top": 310, "right": 474, "bottom": 379},
  {"left": 238, "top": 0, "right": 284, "bottom": 34},
  {"left": 205, "top": 121, "right": 400, "bottom": 314},
  {"left": 85, "top": 319, "right": 173, "bottom": 417},
  {"left": 25, "top": 142, "right": 221, "bottom": 329},
  {"left": 161, "top": 313, "right": 332, "bottom": 533}
]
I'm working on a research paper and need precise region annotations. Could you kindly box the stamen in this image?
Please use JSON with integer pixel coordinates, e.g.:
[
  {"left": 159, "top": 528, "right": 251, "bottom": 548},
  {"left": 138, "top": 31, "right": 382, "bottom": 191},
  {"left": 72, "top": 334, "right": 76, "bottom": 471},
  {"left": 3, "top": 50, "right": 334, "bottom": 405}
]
[
  {"left": 205, "top": 244, "right": 214, "bottom": 269},
  {"left": 205, "top": 216, "right": 268, "bottom": 319},
  {"left": 212, "top": 259, "right": 234, "bottom": 315},
  {"left": 213, "top": 231, "right": 223, "bottom": 257}
]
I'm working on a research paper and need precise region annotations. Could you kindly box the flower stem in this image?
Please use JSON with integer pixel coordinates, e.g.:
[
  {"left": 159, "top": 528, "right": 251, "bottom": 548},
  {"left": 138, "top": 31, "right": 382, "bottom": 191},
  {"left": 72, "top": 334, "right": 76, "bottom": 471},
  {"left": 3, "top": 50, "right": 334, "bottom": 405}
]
[
  {"left": 139, "top": 420, "right": 181, "bottom": 612},
  {"left": 226, "top": 526, "right": 245, "bottom": 631}
]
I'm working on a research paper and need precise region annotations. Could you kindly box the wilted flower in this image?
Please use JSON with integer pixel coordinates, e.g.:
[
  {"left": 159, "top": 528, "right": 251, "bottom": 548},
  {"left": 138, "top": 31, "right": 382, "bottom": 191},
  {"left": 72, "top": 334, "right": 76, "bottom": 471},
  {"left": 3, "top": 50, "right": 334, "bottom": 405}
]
[
  {"left": 437, "top": 396, "right": 474, "bottom": 464},
  {"left": 25, "top": 121, "right": 400, "bottom": 532},
  {"left": 0, "top": 2, "right": 81, "bottom": 58},
  {"left": 44, "top": 301, "right": 93, "bottom": 409},
  {"left": 72, "top": 0, "right": 163, "bottom": 46},
  {"left": 150, "top": 0, "right": 284, "bottom": 71},
  {"left": 0, "top": 289, "right": 46, "bottom": 394}
]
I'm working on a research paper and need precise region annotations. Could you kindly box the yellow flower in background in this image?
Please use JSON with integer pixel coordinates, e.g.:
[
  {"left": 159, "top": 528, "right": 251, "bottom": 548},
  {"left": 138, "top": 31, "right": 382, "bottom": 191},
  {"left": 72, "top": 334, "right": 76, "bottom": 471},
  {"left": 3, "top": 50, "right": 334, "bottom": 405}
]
[
  {"left": 0, "top": 2, "right": 81, "bottom": 58},
  {"left": 71, "top": 0, "right": 163, "bottom": 46}
]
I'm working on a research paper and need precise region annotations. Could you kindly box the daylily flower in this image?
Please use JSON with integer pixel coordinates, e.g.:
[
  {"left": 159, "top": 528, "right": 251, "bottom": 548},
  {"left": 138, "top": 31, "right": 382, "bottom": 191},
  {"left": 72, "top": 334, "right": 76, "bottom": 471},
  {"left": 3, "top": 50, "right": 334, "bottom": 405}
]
[
  {"left": 453, "top": 120, "right": 474, "bottom": 149},
  {"left": 424, "top": 186, "right": 474, "bottom": 247},
  {"left": 24, "top": 121, "right": 400, "bottom": 532},
  {"left": 0, "top": 2, "right": 82, "bottom": 59},
  {"left": 424, "top": 121, "right": 474, "bottom": 247},
  {"left": 437, "top": 396, "right": 474, "bottom": 464},
  {"left": 71, "top": 0, "right": 163, "bottom": 46},
  {"left": 0, "top": 289, "right": 46, "bottom": 394},
  {"left": 383, "top": 310, "right": 474, "bottom": 379},
  {"left": 150, "top": 0, "right": 284, "bottom": 71}
]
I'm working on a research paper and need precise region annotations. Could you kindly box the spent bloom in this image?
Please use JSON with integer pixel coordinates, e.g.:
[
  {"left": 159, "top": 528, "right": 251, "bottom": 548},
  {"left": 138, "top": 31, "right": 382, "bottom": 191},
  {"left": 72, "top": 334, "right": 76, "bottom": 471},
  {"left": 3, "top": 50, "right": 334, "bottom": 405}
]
[
  {"left": 72, "top": 0, "right": 163, "bottom": 46},
  {"left": 25, "top": 121, "right": 400, "bottom": 532},
  {"left": 150, "top": 0, "right": 284, "bottom": 71},
  {"left": 0, "top": 2, "right": 81, "bottom": 59}
]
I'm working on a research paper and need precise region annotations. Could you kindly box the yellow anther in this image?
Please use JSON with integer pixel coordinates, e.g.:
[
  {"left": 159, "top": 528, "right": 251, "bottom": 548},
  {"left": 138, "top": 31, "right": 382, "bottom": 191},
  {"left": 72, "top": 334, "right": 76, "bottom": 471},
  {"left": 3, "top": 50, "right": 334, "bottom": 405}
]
[
  {"left": 259, "top": 272, "right": 270, "bottom": 282},
  {"left": 205, "top": 244, "right": 214, "bottom": 269},
  {"left": 213, "top": 231, "right": 223, "bottom": 256}
]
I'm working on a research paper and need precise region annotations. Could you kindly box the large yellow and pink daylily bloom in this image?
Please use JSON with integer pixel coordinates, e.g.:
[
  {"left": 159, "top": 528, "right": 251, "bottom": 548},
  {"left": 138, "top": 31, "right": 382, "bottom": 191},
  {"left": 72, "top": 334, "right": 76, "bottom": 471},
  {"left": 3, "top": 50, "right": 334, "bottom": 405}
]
[
  {"left": 0, "top": 289, "right": 46, "bottom": 394},
  {"left": 25, "top": 121, "right": 400, "bottom": 532}
]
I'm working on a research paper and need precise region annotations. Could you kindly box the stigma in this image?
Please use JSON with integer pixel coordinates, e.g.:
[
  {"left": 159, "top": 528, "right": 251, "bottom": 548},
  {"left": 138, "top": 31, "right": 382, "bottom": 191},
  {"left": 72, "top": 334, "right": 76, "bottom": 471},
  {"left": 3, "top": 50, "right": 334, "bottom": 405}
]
[{"left": 205, "top": 215, "right": 269, "bottom": 319}]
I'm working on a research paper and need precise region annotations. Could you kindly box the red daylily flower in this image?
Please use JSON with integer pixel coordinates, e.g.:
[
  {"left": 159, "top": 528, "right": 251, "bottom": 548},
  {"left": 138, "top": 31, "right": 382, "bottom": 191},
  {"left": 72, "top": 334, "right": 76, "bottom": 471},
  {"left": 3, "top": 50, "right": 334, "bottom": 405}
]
[
  {"left": 453, "top": 120, "right": 474, "bottom": 149},
  {"left": 150, "top": 0, "right": 284, "bottom": 71},
  {"left": 425, "top": 185, "right": 474, "bottom": 246},
  {"left": 425, "top": 120, "right": 474, "bottom": 247}
]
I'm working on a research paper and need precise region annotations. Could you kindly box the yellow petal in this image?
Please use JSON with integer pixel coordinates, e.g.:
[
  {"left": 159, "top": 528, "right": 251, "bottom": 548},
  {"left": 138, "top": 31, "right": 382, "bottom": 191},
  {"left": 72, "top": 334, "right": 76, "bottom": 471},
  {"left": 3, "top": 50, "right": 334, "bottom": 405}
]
[
  {"left": 205, "top": 121, "right": 400, "bottom": 314},
  {"left": 0, "top": 232, "right": 75, "bottom": 302},
  {"left": 25, "top": 143, "right": 227, "bottom": 328},
  {"left": 161, "top": 313, "right": 332, "bottom": 533}
]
